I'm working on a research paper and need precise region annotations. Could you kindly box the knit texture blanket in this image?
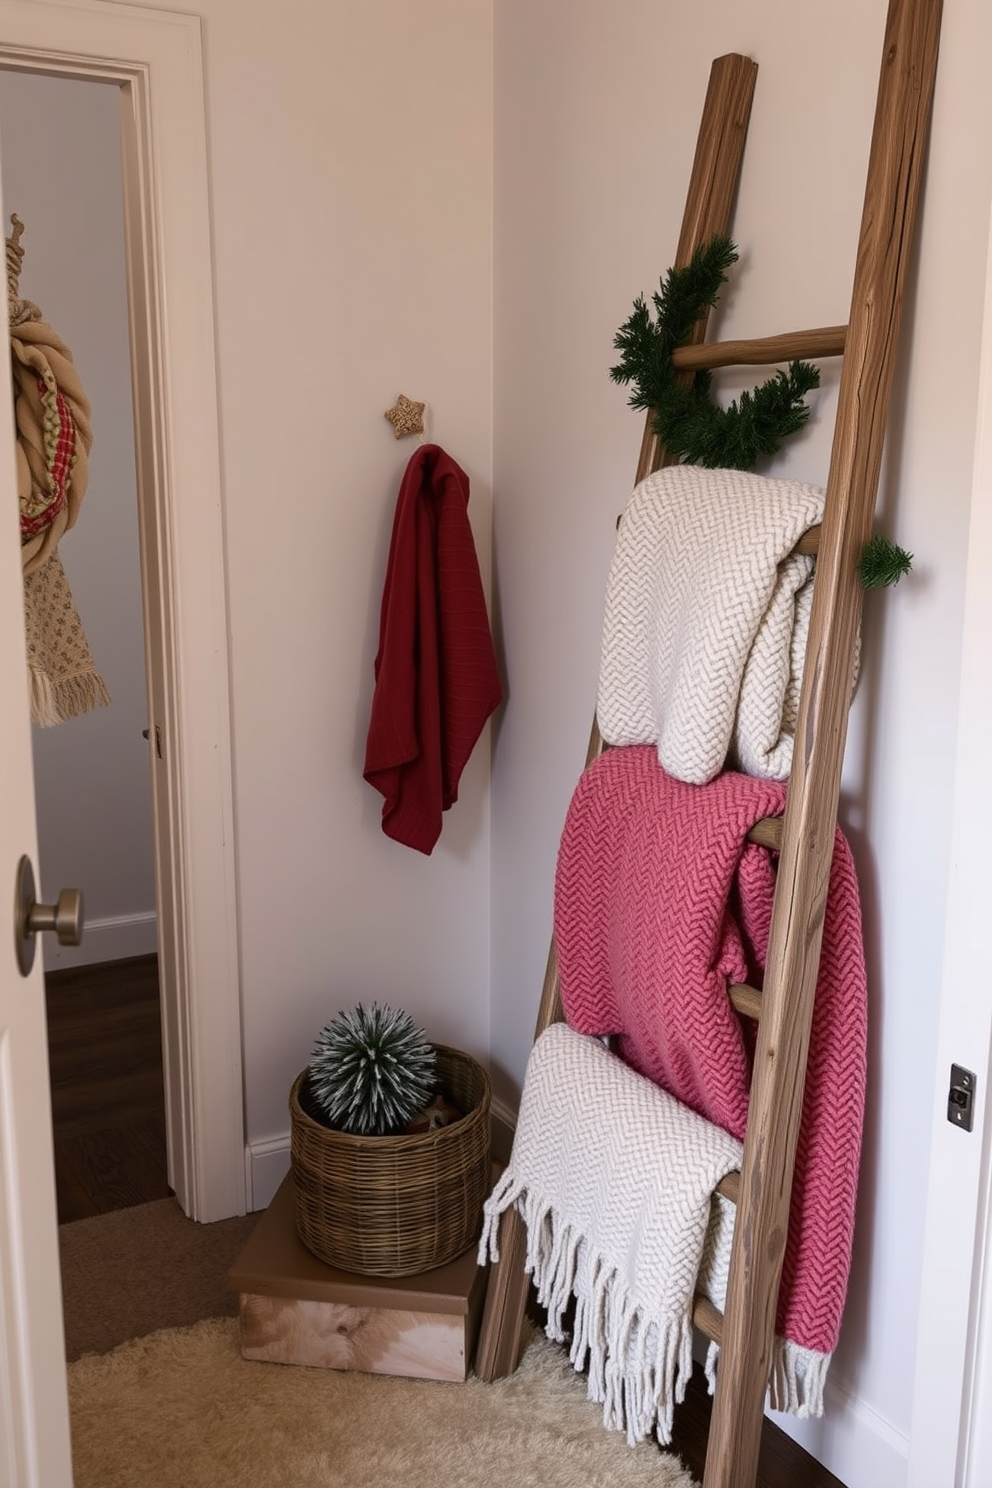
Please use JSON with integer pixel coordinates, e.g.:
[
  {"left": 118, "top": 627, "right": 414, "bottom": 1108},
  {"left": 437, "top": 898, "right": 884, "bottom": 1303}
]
[
  {"left": 479, "top": 1022, "right": 744, "bottom": 1446},
  {"left": 553, "top": 745, "right": 867, "bottom": 1410},
  {"left": 596, "top": 464, "right": 824, "bottom": 784},
  {"left": 7, "top": 214, "right": 109, "bottom": 725}
]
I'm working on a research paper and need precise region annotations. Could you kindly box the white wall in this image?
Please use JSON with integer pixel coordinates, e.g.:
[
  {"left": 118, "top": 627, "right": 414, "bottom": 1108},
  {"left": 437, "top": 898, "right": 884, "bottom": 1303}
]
[
  {"left": 189, "top": 0, "right": 496, "bottom": 1184},
  {"left": 490, "top": 2, "right": 992, "bottom": 1486},
  {"left": 0, "top": 69, "right": 155, "bottom": 968}
]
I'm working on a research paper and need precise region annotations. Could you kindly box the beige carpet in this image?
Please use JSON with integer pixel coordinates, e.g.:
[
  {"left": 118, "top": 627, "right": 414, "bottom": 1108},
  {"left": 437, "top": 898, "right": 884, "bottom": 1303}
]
[
  {"left": 69, "top": 1315, "right": 699, "bottom": 1488},
  {"left": 59, "top": 1198, "right": 259, "bottom": 1360}
]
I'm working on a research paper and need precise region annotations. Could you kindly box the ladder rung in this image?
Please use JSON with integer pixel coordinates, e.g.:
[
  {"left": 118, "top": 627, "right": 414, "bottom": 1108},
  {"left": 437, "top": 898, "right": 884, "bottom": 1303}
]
[
  {"left": 693, "top": 1293, "right": 724, "bottom": 1345},
  {"left": 670, "top": 324, "right": 847, "bottom": 372},
  {"left": 728, "top": 983, "right": 763, "bottom": 1020},
  {"left": 715, "top": 1170, "right": 740, "bottom": 1204},
  {"left": 794, "top": 524, "right": 820, "bottom": 556},
  {"left": 745, "top": 816, "right": 783, "bottom": 851}
]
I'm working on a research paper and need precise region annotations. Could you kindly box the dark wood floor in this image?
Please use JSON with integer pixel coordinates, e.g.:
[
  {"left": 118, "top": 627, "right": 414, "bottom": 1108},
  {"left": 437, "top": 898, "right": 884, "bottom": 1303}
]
[
  {"left": 668, "top": 1370, "right": 844, "bottom": 1487},
  {"left": 45, "top": 954, "right": 842, "bottom": 1486},
  {"left": 45, "top": 953, "right": 171, "bottom": 1222}
]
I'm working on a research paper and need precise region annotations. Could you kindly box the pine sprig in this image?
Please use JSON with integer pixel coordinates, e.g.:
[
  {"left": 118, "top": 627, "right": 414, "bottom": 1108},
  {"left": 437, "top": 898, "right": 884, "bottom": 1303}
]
[
  {"left": 858, "top": 534, "right": 913, "bottom": 588},
  {"left": 610, "top": 236, "right": 820, "bottom": 470},
  {"left": 308, "top": 1003, "right": 436, "bottom": 1136}
]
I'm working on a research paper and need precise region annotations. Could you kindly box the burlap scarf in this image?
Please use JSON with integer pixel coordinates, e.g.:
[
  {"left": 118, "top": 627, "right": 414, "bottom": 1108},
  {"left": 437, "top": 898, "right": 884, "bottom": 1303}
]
[{"left": 8, "top": 213, "right": 109, "bottom": 725}]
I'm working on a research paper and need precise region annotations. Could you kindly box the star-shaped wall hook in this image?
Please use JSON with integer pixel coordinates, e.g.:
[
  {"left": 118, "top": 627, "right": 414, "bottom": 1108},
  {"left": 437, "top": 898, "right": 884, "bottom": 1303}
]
[{"left": 384, "top": 394, "right": 426, "bottom": 439}]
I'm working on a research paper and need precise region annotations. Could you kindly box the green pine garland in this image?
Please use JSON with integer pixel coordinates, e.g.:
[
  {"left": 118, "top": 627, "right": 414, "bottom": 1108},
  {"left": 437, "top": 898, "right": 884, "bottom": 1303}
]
[
  {"left": 609, "top": 237, "right": 916, "bottom": 587},
  {"left": 308, "top": 1002, "right": 436, "bottom": 1136},
  {"left": 609, "top": 235, "right": 820, "bottom": 470}
]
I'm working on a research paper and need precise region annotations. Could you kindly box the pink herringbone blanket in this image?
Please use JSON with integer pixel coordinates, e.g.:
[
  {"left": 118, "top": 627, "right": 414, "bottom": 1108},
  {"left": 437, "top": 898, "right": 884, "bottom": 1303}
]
[{"left": 554, "top": 744, "right": 867, "bottom": 1406}]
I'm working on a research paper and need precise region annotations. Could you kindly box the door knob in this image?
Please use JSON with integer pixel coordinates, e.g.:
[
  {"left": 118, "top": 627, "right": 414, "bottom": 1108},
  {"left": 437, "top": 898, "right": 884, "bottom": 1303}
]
[{"left": 13, "top": 855, "right": 84, "bottom": 977}]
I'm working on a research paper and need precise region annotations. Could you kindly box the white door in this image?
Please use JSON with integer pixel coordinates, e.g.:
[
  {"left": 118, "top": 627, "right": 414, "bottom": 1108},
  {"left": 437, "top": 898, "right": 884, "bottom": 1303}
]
[{"left": 0, "top": 178, "right": 74, "bottom": 1485}]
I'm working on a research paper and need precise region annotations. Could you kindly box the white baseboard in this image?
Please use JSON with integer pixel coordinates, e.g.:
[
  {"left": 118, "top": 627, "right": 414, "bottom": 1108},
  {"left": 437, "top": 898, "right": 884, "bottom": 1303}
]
[
  {"left": 245, "top": 1135, "right": 291, "bottom": 1213},
  {"left": 770, "top": 1371, "right": 909, "bottom": 1488},
  {"left": 42, "top": 910, "right": 157, "bottom": 969},
  {"left": 490, "top": 1094, "right": 517, "bottom": 1165},
  {"left": 686, "top": 1339, "right": 907, "bottom": 1488}
]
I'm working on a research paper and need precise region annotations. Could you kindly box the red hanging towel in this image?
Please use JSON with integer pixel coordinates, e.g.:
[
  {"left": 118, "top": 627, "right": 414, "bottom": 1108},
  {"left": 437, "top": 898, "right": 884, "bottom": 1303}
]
[{"left": 364, "top": 445, "right": 502, "bottom": 854}]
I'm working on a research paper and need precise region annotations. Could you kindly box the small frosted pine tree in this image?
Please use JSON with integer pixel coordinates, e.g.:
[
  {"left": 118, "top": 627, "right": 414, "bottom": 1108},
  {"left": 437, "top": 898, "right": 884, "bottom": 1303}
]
[{"left": 307, "top": 1003, "right": 436, "bottom": 1136}]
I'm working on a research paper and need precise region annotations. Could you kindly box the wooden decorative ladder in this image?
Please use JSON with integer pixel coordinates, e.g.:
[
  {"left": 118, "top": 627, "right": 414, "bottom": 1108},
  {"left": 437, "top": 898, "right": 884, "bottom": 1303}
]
[{"left": 474, "top": 3, "right": 943, "bottom": 1487}]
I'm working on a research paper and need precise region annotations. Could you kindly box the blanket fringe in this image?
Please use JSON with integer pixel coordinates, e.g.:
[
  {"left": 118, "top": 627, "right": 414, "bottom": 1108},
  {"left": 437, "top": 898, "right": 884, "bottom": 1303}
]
[
  {"left": 704, "top": 1334, "right": 830, "bottom": 1419},
  {"left": 29, "top": 663, "right": 110, "bottom": 727},
  {"left": 481, "top": 1177, "right": 831, "bottom": 1435},
  {"left": 480, "top": 1180, "right": 693, "bottom": 1447}
]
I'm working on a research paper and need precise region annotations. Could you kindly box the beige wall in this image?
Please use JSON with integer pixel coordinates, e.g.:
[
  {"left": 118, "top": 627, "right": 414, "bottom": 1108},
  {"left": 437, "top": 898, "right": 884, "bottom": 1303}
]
[
  {"left": 491, "top": 1, "right": 992, "bottom": 1483},
  {"left": 0, "top": 0, "right": 496, "bottom": 1167},
  {"left": 193, "top": 0, "right": 496, "bottom": 1150}
]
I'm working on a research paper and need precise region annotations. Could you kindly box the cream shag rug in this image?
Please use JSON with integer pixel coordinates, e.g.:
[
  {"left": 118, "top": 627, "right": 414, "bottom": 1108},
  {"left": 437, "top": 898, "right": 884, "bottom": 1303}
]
[{"left": 69, "top": 1317, "right": 699, "bottom": 1488}]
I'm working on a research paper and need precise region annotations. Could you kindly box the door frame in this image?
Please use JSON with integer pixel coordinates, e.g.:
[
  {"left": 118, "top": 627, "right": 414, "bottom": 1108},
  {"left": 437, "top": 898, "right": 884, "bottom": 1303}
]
[{"left": 0, "top": 0, "right": 244, "bottom": 1222}]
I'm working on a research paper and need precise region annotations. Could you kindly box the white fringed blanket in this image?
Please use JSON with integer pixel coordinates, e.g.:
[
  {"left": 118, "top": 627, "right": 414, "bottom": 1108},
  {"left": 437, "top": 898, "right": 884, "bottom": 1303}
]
[
  {"left": 478, "top": 1023, "right": 743, "bottom": 1446},
  {"left": 596, "top": 464, "right": 825, "bottom": 784}
]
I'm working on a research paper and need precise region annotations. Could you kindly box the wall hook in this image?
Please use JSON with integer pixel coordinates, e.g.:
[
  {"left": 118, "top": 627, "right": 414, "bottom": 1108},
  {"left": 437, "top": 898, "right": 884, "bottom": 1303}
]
[{"left": 384, "top": 394, "right": 426, "bottom": 439}]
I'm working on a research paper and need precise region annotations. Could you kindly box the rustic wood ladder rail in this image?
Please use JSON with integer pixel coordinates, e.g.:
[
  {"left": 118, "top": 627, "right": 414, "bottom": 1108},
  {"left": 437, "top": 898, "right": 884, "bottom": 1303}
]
[{"left": 475, "top": 6, "right": 942, "bottom": 1488}]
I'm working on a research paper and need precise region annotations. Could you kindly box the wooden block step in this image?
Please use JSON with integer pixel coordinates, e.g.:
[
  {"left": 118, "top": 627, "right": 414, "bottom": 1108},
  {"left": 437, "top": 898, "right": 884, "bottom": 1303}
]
[{"left": 228, "top": 1173, "right": 489, "bottom": 1383}]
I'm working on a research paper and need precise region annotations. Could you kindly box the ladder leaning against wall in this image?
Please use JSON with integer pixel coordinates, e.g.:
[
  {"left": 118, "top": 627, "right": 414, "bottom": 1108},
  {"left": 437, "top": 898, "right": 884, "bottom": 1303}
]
[{"left": 474, "top": 3, "right": 943, "bottom": 1487}]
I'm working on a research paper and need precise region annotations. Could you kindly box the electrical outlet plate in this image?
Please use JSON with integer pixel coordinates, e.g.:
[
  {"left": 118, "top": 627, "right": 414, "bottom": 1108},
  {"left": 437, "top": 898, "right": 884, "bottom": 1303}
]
[{"left": 947, "top": 1064, "right": 976, "bottom": 1132}]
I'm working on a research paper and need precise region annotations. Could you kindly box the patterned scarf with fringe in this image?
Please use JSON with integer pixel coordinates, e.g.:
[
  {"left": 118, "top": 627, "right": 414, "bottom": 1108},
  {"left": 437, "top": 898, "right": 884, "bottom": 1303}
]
[{"left": 8, "top": 212, "right": 109, "bottom": 725}]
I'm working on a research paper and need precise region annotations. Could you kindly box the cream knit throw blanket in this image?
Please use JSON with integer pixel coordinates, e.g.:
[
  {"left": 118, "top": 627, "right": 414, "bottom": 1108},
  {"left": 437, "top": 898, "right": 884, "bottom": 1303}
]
[
  {"left": 479, "top": 1023, "right": 744, "bottom": 1447},
  {"left": 8, "top": 214, "right": 109, "bottom": 725},
  {"left": 597, "top": 464, "right": 824, "bottom": 784}
]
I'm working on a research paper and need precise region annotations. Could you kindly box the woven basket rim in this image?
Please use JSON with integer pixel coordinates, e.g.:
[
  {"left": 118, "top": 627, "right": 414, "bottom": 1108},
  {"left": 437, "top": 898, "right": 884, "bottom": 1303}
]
[{"left": 290, "top": 1042, "right": 490, "bottom": 1151}]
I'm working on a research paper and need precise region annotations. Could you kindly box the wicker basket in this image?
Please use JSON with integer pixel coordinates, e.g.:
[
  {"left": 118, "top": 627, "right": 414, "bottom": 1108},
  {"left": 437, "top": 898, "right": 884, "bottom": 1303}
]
[{"left": 289, "top": 1043, "right": 491, "bottom": 1277}]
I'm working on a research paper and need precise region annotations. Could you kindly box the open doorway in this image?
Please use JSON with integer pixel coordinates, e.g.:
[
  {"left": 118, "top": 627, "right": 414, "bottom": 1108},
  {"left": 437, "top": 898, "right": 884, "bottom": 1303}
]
[
  {"left": 0, "top": 67, "right": 168, "bottom": 1222},
  {"left": 0, "top": 0, "right": 245, "bottom": 1225}
]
